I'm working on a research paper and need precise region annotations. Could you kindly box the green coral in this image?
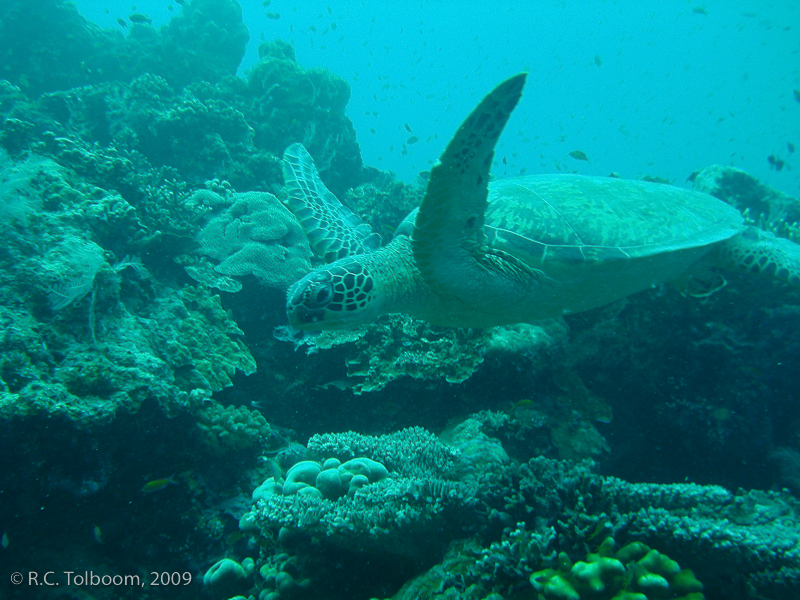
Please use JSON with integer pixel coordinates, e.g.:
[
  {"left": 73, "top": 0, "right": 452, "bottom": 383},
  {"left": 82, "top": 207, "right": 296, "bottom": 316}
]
[
  {"left": 118, "top": 74, "right": 255, "bottom": 181},
  {"left": 197, "top": 403, "right": 272, "bottom": 454},
  {"left": 530, "top": 538, "right": 703, "bottom": 600},
  {"left": 194, "top": 191, "right": 312, "bottom": 291},
  {"left": 285, "top": 314, "right": 490, "bottom": 394},
  {"left": 282, "top": 314, "right": 567, "bottom": 394},
  {"left": 165, "top": 285, "right": 257, "bottom": 391},
  {"left": 253, "top": 456, "right": 389, "bottom": 501}
]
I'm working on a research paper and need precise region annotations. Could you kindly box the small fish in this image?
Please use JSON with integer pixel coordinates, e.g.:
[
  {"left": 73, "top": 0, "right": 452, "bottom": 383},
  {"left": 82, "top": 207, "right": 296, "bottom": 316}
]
[
  {"left": 608, "top": 172, "right": 621, "bottom": 178},
  {"left": 512, "top": 399, "right": 534, "bottom": 410},
  {"left": 569, "top": 150, "right": 589, "bottom": 161},
  {"left": 175, "top": 0, "right": 185, "bottom": 4},
  {"left": 686, "top": 170, "right": 700, "bottom": 182},
  {"left": 266, "top": 458, "right": 282, "bottom": 482},
  {"left": 225, "top": 531, "right": 244, "bottom": 545},
  {"left": 93, "top": 525, "right": 103, "bottom": 544},
  {"left": 593, "top": 54, "right": 603, "bottom": 67},
  {"left": 711, "top": 407, "right": 732, "bottom": 422},
  {"left": 692, "top": 7, "right": 708, "bottom": 15},
  {"left": 128, "top": 13, "right": 152, "bottom": 24},
  {"left": 406, "top": 136, "right": 419, "bottom": 145},
  {"left": 794, "top": 89, "right": 800, "bottom": 103},
  {"left": 262, "top": 0, "right": 271, "bottom": 5},
  {"left": 1, "top": 531, "right": 8, "bottom": 549},
  {"left": 767, "top": 154, "right": 785, "bottom": 171},
  {"left": 331, "top": 22, "right": 337, "bottom": 31},
  {"left": 314, "top": 380, "right": 351, "bottom": 391},
  {"left": 265, "top": 12, "right": 281, "bottom": 20},
  {"left": 587, "top": 517, "right": 609, "bottom": 542},
  {"left": 404, "top": 123, "right": 413, "bottom": 133},
  {"left": 788, "top": 142, "right": 795, "bottom": 154},
  {"left": 116, "top": 18, "right": 128, "bottom": 28},
  {"left": 142, "top": 473, "right": 178, "bottom": 493}
]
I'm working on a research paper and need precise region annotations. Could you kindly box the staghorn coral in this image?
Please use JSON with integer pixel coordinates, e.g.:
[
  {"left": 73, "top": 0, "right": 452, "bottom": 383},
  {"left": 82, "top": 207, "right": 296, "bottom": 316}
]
[{"left": 240, "top": 426, "right": 480, "bottom": 581}]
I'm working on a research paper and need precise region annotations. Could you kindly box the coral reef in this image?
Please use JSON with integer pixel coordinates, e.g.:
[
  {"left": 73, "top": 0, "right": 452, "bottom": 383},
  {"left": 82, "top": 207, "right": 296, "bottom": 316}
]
[
  {"left": 343, "top": 180, "right": 423, "bottom": 240},
  {"left": 1, "top": 3, "right": 799, "bottom": 600},
  {"left": 224, "top": 425, "right": 799, "bottom": 600},
  {"left": 246, "top": 427, "right": 477, "bottom": 560},
  {"left": 0, "top": 148, "right": 255, "bottom": 427},
  {"left": 197, "top": 403, "right": 273, "bottom": 454},
  {"left": 0, "top": 0, "right": 248, "bottom": 97},
  {"left": 195, "top": 191, "right": 312, "bottom": 291},
  {"left": 530, "top": 539, "right": 704, "bottom": 600},
  {"left": 694, "top": 164, "right": 800, "bottom": 242},
  {"left": 280, "top": 314, "right": 565, "bottom": 394}
]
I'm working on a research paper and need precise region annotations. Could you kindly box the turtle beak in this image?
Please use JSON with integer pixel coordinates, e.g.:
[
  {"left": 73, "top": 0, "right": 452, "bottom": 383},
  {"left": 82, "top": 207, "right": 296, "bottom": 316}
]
[
  {"left": 286, "top": 282, "right": 323, "bottom": 329},
  {"left": 287, "top": 303, "right": 326, "bottom": 329}
]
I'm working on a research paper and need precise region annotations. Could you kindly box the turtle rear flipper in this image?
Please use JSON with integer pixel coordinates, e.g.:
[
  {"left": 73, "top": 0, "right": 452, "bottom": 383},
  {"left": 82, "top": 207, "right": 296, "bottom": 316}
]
[
  {"left": 282, "top": 143, "right": 380, "bottom": 263},
  {"left": 720, "top": 226, "right": 800, "bottom": 286}
]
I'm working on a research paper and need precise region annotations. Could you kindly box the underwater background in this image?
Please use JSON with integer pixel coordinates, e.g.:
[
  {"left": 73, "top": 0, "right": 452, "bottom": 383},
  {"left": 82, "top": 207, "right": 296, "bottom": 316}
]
[{"left": 0, "top": 1, "right": 799, "bottom": 599}]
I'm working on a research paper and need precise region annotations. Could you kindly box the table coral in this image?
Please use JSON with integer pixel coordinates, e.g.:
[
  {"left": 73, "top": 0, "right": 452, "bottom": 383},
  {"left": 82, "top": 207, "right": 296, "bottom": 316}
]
[
  {"left": 245, "top": 427, "right": 478, "bottom": 561},
  {"left": 237, "top": 427, "right": 799, "bottom": 600}
]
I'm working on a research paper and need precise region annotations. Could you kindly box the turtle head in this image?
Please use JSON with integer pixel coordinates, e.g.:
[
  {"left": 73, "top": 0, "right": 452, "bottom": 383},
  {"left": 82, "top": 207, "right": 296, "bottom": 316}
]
[{"left": 287, "top": 259, "right": 379, "bottom": 330}]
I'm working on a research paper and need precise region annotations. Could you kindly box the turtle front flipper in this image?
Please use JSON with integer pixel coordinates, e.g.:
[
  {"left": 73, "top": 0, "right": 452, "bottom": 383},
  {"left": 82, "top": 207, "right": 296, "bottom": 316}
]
[
  {"left": 720, "top": 226, "right": 800, "bottom": 286},
  {"left": 412, "top": 74, "right": 527, "bottom": 295},
  {"left": 282, "top": 143, "right": 380, "bottom": 263}
]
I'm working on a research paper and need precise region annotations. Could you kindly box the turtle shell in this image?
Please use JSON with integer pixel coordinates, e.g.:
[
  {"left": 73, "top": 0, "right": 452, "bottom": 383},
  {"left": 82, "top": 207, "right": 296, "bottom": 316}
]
[
  {"left": 482, "top": 174, "right": 743, "bottom": 268},
  {"left": 398, "top": 174, "right": 742, "bottom": 267}
]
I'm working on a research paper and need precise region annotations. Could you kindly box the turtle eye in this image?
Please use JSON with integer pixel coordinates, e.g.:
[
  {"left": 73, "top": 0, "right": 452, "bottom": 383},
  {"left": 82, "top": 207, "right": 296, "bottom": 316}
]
[
  {"left": 305, "top": 280, "right": 333, "bottom": 309},
  {"left": 314, "top": 285, "right": 331, "bottom": 305}
]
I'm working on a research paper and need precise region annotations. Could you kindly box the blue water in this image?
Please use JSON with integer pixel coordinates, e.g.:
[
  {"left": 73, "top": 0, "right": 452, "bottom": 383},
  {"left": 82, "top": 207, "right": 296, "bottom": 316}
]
[
  {"left": 74, "top": 0, "right": 800, "bottom": 194},
  {"left": 3, "top": 2, "right": 800, "bottom": 599}
]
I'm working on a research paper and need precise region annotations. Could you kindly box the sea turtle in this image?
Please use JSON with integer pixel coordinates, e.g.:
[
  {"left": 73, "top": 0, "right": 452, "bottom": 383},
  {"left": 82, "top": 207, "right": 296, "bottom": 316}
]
[{"left": 282, "top": 73, "right": 800, "bottom": 330}]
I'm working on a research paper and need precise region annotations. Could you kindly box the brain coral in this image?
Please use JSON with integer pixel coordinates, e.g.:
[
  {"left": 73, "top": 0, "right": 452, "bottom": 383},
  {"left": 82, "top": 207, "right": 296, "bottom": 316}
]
[{"left": 196, "top": 191, "right": 312, "bottom": 290}]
